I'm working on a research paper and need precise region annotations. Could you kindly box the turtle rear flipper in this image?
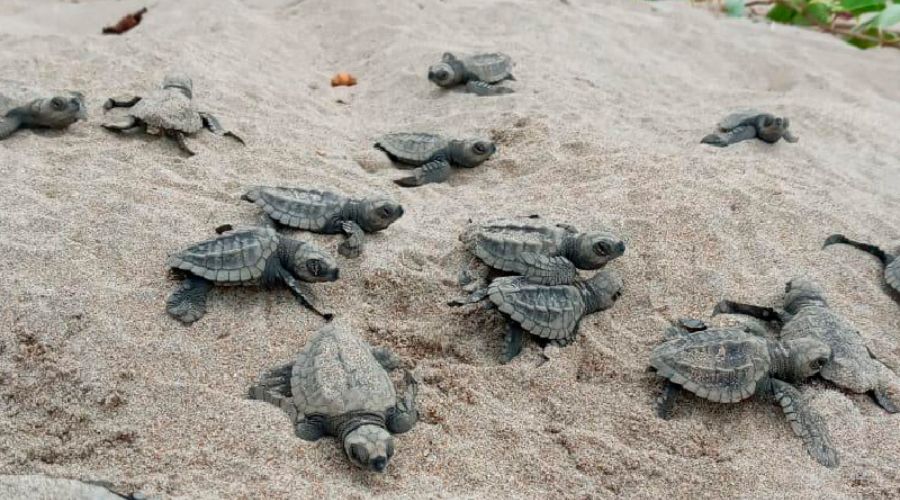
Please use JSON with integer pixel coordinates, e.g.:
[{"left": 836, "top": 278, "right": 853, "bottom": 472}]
[
  {"left": 701, "top": 125, "right": 757, "bottom": 147},
  {"left": 394, "top": 158, "right": 452, "bottom": 187},
  {"left": 655, "top": 381, "right": 681, "bottom": 420},
  {"left": 166, "top": 275, "right": 213, "bottom": 324},
  {"left": 465, "top": 80, "right": 514, "bottom": 96},
  {"left": 770, "top": 379, "right": 839, "bottom": 467},
  {"left": 0, "top": 115, "right": 22, "bottom": 140},
  {"left": 248, "top": 361, "right": 325, "bottom": 441},
  {"left": 501, "top": 321, "right": 526, "bottom": 363}
]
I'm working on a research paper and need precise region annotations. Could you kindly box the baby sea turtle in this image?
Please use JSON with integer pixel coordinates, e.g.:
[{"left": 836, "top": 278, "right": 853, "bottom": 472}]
[
  {"left": 248, "top": 324, "right": 418, "bottom": 473},
  {"left": 824, "top": 234, "right": 900, "bottom": 297},
  {"left": 165, "top": 226, "right": 338, "bottom": 324},
  {"left": 460, "top": 218, "right": 626, "bottom": 287},
  {"left": 650, "top": 320, "right": 838, "bottom": 467},
  {"left": 241, "top": 186, "right": 404, "bottom": 258},
  {"left": 451, "top": 269, "right": 622, "bottom": 362},
  {"left": 714, "top": 277, "right": 900, "bottom": 413},
  {"left": 102, "top": 74, "right": 244, "bottom": 156},
  {"left": 0, "top": 475, "right": 144, "bottom": 500},
  {"left": 0, "top": 92, "right": 86, "bottom": 140},
  {"left": 427, "top": 52, "right": 515, "bottom": 96},
  {"left": 701, "top": 110, "right": 798, "bottom": 147},
  {"left": 374, "top": 132, "right": 496, "bottom": 187}
]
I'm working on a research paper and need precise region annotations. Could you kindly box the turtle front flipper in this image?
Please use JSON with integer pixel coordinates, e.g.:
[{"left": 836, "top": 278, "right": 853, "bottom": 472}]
[
  {"left": 338, "top": 221, "right": 365, "bottom": 258},
  {"left": 166, "top": 275, "right": 213, "bottom": 324},
  {"left": 872, "top": 365, "right": 900, "bottom": 413},
  {"left": 713, "top": 300, "right": 787, "bottom": 325},
  {"left": 370, "top": 346, "right": 403, "bottom": 371},
  {"left": 0, "top": 115, "right": 23, "bottom": 140},
  {"left": 394, "top": 159, "right": 452, "bottom": 187},
  {"left": 770, "top": 379, "right": 839, "bottom": 467},
  {"left": 465, "top": 80, "right": 514, "bottom": 96},
  {"left": 501, "top": 321, "right": 526, "bottom": 363},
  {"left": 701, "top": 125, "right": 757, "bottom": 147},
  {"left": 655, "top": 381, "right": 681, "bottom": 420},
  {"left": 282, "top": 274, "right": 333, "bottom": 320},
  {"left": 519, "top": 252, "right": 578, "bottom": 285},
  {"left": 823, "top": 235, "right": 897, "bottom": 294},
  {"left": 386, "top": 371, "right": 418, "bottom": 434},
  {"left": 103, "top": 95, "right": 142, "bottom": 110},
  {"left": 783, "top": 130, "right": 799, "bottom": 143},
  {"left": 199, "top": 111, "right": 245, "bottom": 145}
]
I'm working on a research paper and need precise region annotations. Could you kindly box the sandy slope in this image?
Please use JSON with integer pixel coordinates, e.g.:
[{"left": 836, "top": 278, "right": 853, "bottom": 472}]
[{"left": 1, "top": 0, "right": 899, "bottom": 498}]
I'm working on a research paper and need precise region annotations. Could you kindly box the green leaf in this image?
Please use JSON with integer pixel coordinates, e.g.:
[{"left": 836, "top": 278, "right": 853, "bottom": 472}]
[
  {"left": 768, "top": 3, "right": 799, "bottom": 23},
  {"left": 870, "top": 4, "right": 900, "bottom": 27},
  {"left": 807, "top": 1, "right": 834, "bottom": 24},
  {"left": 840, "top": 0, "right": 885, "bottom": 15},
  {"left": 724, "top": 0, "right": 746, "bottom": 17}
]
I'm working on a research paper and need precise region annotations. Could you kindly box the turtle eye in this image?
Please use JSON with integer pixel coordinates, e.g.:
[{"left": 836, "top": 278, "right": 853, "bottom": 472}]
[
  {"left": 593, "top": 241, "right": 608, "bottom": 255},
  {"left": 51, "top": 97, "right": 66, "bottom": 110},
  {"left": 380, "top": 207, "right": 392, "bottom": 217},
  {"left": 473, "top": 142, "right": 487, "bottom": 154},
  {"left": 350, "top": 444, "right": 369, "bottom": 464},
  {"left": 386, "top": 442, "right": 395, "bottom": 458},
  {"left": 810, "top": 358, "right": 825, "bottom": 371},
  {"left": 306, "top": 259, "right": 321, "bottom": 276}
]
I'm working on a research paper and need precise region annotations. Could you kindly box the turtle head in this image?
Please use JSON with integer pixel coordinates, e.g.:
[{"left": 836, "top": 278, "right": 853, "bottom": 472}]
[
  {"left": 756, "top": 114, "right": 788, "bottom": 143},
  {"left": 581, "top": 269, "right": 623, "bottom": 313},
  {"left": 290, "top": 243, "right": 339, "bottom": 282},
  {"left": 359, "top": 198, "right": 404, "bottom": 232},
  {"left": 783, "top": 277, "right": 827, "bottom": 314},
  {"left": 22, "top": 93, "right": 86, "bottom": 129},
  {"left": 162, "top": 74, "right": 194, "bottom": 98},
  {"left": 427, "top": 52, "right": 464, "bottom": 87},
  {"left": 449, "top": 139, "right": 496, "bottom": 167},
  {"left": 570, "top": 231, "right": 626, "bottom": 269},
  {"left": 784, "top": 337, "right": 831, "bottom": 380},
  {"left": 344, "top": 425, "right": 395, "bottom": 473}
]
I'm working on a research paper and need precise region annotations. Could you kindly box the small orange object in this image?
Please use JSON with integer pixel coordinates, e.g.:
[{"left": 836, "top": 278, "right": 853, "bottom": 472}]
[
  {"left": 102, "top": 7, "right": 147, "bottom": 35},
  {"left": 330, "top": 73, "right": 357, "bottom": 87}
]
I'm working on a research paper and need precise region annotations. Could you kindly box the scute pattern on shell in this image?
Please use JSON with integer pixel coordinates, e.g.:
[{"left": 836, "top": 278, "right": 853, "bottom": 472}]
[
  {"left": 466, "top": 53, "right": 513, "bottom": 83},
  {"left": 131, "top": 88, "right": 203, "bottom": 133},
  {"left": 290, "top": 325, "right": 395, "bottom": 417},
  {"left": 167, "top": 227, "right": 278, "bottom": 283},
  {"left": 376, "top": 133, "right": 449, "bottom": 164},
  {"left": 650, "top": 328, "right": 770, "bottom": 403},
  {"left": 244, "top": 187, "right": 346, "bottom": 230},
  {"left": 488, "top": 276, "right": 585, "bottom": 340},
  {"left": 463, "top": 221, "right": 564, "bottom": 273},
  {"left": 718, "top": 110, "right": 762, "bottom": 131},
  {"left": 886, "top": 258, "right": 900, "bottom": 293}
]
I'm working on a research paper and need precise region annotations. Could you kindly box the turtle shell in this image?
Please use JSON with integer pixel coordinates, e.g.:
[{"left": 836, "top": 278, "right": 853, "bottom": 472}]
[
  {"left": 886, "top": 257, "right": 900, "bottom": 293},
  {"left": 167, "top": 226, "right": 279, "bottom": 284},
  {"left": 718, "top": 110, "right": 763, "bottom": 132},
  {"left": 487, "top": 276, "right": 586, "bottom": 340},
  {"left": 290, "top": 324, "right": 396, "bottom": 417},
  {"left": 130, "top": 88, "right": 202, "bottom": 133},
  {"left": 650, "top": 328, "right": 770, "bottom": 403},
  {"left": 462, "top": 220, "right": 566, "bottom": 275},
  {"left": 243, "top": 186, "right": 347, "bottom": 232},
  {"left": 375, "top": 133, "right": 448, "bottom": 165},
  {"left": 464, "top": 53, "right": 513, "bottom": 83}
]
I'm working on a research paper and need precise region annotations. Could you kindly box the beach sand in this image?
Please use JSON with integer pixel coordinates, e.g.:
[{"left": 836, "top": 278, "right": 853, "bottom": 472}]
[{"left": 1, "top": 0, "right": 899, "bottom": 497}]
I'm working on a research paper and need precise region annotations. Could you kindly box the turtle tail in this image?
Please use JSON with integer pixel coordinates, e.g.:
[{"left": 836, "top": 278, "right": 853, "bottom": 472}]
[{"left": 823, "top": 234, "right": 891, "bottom": 266}]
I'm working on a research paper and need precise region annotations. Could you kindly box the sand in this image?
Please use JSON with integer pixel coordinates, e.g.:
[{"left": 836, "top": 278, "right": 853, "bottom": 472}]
[{"left": 1, "top": 0, "right": 899, "bottom": 498}]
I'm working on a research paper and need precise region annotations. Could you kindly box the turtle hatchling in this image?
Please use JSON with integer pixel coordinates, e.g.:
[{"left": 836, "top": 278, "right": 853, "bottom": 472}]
[
  {"left": 451, "top": 269, "right": 622, "bottom": 362},
  {"left": 248, "top": 324, "right": 418, "bottom": 473},
  {"left": 715, "top": 277, "right": 900, "bottom": 413},
  {"left": 650, "top": 320, "right": 838, "bottom": 467},
  {"left": 701, "top": 110, "right": 798, "bottom": 147},
  {"left": 428, "top": 52, "right": 515, "bottom": 96},
  {"left": 102, "top": 73, "right": 244, "bottom": 156},
  {"left": 241, "top": 186, "right": 404, "bottom": 258},
  {"left": 824, "top": 234, "right": 900, "bottom": 297},
  {"left": 0, "top": 91, "right": 86, "bottom": 140},
  {"left": 460, "top": 218, "right": 626, "bottom": 287},
  {"left": 374, "top": 132, "right": 496, "bottom": 187},
  {"left": 166, "top": 226, "right": 338, "bottom": 324}
]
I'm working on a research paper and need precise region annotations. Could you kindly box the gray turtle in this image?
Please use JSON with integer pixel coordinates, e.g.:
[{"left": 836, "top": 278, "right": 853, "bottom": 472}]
[
  {"left": 714, "top": 277, "right": 900, "bottom": 413},
  {"left": 650, "top": 320, "right": 838, "bottom": 467},
  {"left": 428, "top": 52, "right": 515, "bottom": 96},
  {"left": 460, "top": 217, "right": 626, "bottom": 287},
  {"left": 241, "top": 186, "right": 404, "bottom": 258},
  {"left": 701, "top": 110, "right": 798, "bottom": 147},
  {"left": 451, "top": 269, "right": 622, "bottom": 362},
  {"left": 375, "top": 132, "right": 496, "bottom": 187},
  {"left": 166, "top": 226, "right": 338, "bottom": 324},
  {"left": 0, "top": 92, "right": 86, "bottom": 140},
  {"left": 102, "top": 74, "right": 243, "bottom": 156},
  {"left": 248, "top": 324, "right": 418, "bottom": 473},
  {"left": 824, "top": 234, "right": 900, "bottom": 297},
  {"left": 0, "top": 475, "right": 144, "bottom": 500}
]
